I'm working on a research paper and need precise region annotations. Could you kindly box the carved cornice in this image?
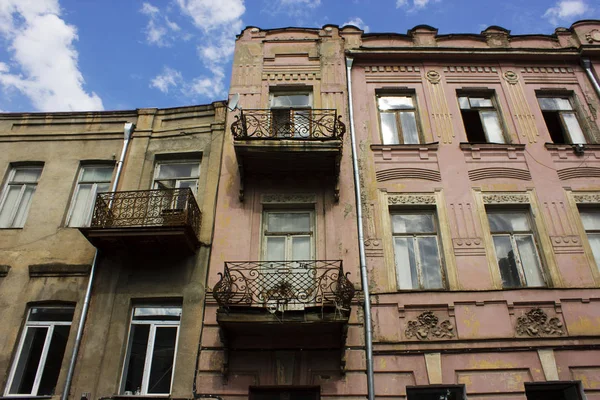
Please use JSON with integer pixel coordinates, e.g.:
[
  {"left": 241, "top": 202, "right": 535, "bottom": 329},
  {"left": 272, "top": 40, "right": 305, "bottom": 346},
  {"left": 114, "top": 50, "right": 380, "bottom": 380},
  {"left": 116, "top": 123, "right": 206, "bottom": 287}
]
[
  {"left": 388, "top": 194, "right": 436, "bottom": 205},
  {"left": 261, "top": 193, "right": 317, "bottom": 204},
  {"left": 482, "top": 193, "right": 529, "bottom": 204},
  {"left": 515, "top": 308, "right": 564, "bottom": 337},
  {"left": 405, "top": 311, "right": 454, "bottom": 340},
  {"left": 573, "top": 193, "right": 600, "bottom": 204}
]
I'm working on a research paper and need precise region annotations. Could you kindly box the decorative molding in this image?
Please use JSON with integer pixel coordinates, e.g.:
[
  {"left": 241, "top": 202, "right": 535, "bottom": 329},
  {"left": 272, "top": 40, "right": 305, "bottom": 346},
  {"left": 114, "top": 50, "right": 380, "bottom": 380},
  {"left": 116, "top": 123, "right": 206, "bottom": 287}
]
[
  {"left": 558, "top": 167, "right": 600, "bottom": 180},
  {"left": 426, "top": 70, "right": 441, "bottom": 84},
  {"left": 503, "top": 78, "right": 538, "bottom": 143},
  {"left": 376, "top": 168, "right": 441, "bottom": 182},
  {"left": 28, "top": 263, "right": 91, "bottom": 277},
  {"left": 405, "top": 311, "right": 455, "bottom": 340},
  {"left": 482, "top": 193, "right": 529, "bottom": 204},
  {"left": 573, "top": 193, "right": 600, "bottom": 203},
  {"left": 261, "top": 193, "right": 317, "bottom": 204},
  {"left": 585, "top": 29, "right": 600, "bottom": 43},
  {"left": 515, "top": 308, "right": 564, "bottom": 337},
  {"left": 364, "top": 238, "right": 384, "bottom": 257},
  {"left": 550, "top": 235, "right": 584, "bottom": 254},
  {"left": 452, "top": 238, "right": 486, "bottom": 256},
  {"left": 388, "top": 194, "right": 436, "bottom": 205},
  {"left": 503, "top": 70, "right": 519, "bottom": 85},
  {"left": 520, "top": 67, "right": 574, "bottom": 74},
  {"left": 468, "top": 167, "right": 531, "bottom": 181},
  {"left": 364, "top": 65, "right": 420, "bottom": 73},
  {"left": 262, "top": 72, "right": 320, "bottom": 81},
  {"left": 443, "top": 66, "right": 498, "bottom": 73}
]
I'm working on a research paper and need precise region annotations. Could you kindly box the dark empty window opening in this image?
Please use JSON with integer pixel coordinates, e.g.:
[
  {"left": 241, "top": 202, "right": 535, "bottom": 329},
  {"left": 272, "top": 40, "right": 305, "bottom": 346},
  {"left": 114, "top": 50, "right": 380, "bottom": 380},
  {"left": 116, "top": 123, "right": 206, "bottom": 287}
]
[
  {"left": 461, "top": 109, "right": 487, "bottom": 142},
  {"left": 250, "top": 387, "right": 320, "bottom": 400},
  {"left": 525, "top": 382, "right": 583, "bottom": 400},
  {"left": 538, "top": 97, "right": 587, "bottom": 144},
  {"left": 458, "top": 95, "right": 506, "bottom": 144},
  {"left": 407, "top": 385, "right": 465, "bottom": 400}
]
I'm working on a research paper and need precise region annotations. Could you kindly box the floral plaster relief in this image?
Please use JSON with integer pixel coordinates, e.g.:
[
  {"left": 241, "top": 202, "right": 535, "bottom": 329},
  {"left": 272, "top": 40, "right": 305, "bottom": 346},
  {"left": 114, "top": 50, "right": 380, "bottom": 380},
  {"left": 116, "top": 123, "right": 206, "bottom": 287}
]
[{"left": 405, "top": 311, "right": 455, "bottom": 340}]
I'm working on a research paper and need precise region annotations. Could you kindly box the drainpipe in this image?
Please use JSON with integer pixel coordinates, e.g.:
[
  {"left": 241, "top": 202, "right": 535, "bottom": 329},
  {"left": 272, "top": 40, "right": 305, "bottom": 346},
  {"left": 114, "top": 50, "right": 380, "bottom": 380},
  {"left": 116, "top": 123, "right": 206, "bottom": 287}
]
[
  {"left": 345, "top": 57, "right": 375, "bottom": 400},
  {"left": 582, "top": 59, "right": 600, "bottom": 100},
  {"left": 61, "top": 122, "right": 135, "bottom": 400}
]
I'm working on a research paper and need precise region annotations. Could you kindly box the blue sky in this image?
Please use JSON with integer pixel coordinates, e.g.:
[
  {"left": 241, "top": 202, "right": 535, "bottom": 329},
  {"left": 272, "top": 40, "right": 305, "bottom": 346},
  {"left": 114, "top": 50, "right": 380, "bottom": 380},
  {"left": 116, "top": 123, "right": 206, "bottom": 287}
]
[{"left": 0, "top": 0, "right": 598, "bottom": 113}]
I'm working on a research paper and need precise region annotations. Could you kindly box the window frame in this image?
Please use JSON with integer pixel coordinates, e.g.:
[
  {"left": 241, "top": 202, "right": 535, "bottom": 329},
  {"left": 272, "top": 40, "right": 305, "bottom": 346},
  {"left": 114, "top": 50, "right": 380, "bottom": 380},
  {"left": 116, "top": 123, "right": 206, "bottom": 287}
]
[
  {"left": 268, "top": 91, "right": 313, "bottom": 138},
  {"left": 578, "top": 207, "right": 600, "bottom": 272},
  {"left": 261, "top": 210, "right": 315, "bottom": 262},
  {"left": 120, "top": 305, "right": 182, "bottom": 396},
  {"left": 536, "top": 93, "right": 589, "bottom": 144},
  {"left": 152, "top": 160, "right": 201, "bottom": 196},
  {"left": 406, "top": 384, "right": 467, "bottom": 400},
  {"left": 0, "top": 165, "right": 43, "bottom": 228},
  {"left": 487, "top": 209, "right": 547, "bottom": 288},
  {"left": 66, "top": 164, "right": 114, "bottom": 227},
  {"left": 4, "top": 305, "right": 74, "bottom": 397},
  {"left": 376, "top": 93, "right": 423, "bottom": 145},
  {"left": 391, "top": 210, "right": 446, "bottom": 290},
  {"left": 457, "top": 91, "right": 508, "bottom": 144}
]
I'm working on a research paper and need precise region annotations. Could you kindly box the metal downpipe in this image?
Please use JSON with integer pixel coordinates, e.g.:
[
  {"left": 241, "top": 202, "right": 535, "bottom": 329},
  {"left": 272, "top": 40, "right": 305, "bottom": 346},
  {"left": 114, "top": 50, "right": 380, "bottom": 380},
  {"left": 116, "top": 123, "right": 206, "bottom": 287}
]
[
  {"left": 345, "top": 56, "right": 375, "bottom": 400},
  {"left": 582, "top": 59, "right": 600, "bottom": 100},
  {"left": 61, "top": 122, "right": 134, "bottom": 400}
]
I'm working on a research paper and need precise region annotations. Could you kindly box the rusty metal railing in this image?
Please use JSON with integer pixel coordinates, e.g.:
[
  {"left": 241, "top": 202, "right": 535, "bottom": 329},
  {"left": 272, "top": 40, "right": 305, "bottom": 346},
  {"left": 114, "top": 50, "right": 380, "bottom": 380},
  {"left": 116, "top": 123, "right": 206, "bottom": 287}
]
[
  {"left": 90, "top": 188, "right": 201, "bottom": 238},
  {"left": 213, "top": 260, "right": 354, "bottom": 311}
]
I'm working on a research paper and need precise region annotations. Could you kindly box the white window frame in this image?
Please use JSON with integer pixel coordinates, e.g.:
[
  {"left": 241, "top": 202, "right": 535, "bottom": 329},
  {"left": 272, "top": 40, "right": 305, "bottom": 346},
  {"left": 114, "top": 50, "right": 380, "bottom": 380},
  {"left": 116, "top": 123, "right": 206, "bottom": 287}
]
[
  {"left": 120, "top": 306, "right": 181, "bottom": 396},
  {"left": 488, "top": 210, "right": 546, "bottom": 288},
  {"left": 0, "top": 165, "right": 43, "bottom": 228},
  {"left": 261, "top": 210, "right": 315, "bottom": 262},
  {"left": 4, "top": 306, "right": 74, "bottom": 397},
  {"left": 391, "top": 211, "right": 445, "bottom": 290},
  {"left": 66, "top": 164, "right": 114, "bottom": 227},
  {"left": 153, "top": 160, "right": 201, "bottom": 196},
  {"left": 458, "top": 93, "right": 506, "bottom": 144},
  {"left": 377, "top": 94, "right": 422, "bottom": 145}
]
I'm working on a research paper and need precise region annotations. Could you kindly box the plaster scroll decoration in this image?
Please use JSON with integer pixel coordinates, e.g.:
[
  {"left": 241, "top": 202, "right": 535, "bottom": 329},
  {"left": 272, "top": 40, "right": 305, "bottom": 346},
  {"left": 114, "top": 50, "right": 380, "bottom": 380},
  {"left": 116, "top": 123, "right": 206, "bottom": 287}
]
[
  {"left": 586, "top": 29, "right": 600, "bottom": 43},
  {"left": 405, "top": 311, "right": 455, "bottom": 341},
  {"left": 262, "top": 193, "right": 317, "bottom": 204},
  {"left": 388, "top": 194, "right": 436, "bottom": 206},
  {"left": 515, "top": 308, "right": 564, "bottom": 337},
  {"left": 503, "top": 70, "right": 519, "bottom": 85},
  {"left": 426, "top": 70, "right": 441, "bottom": 84},
  {"left": 573, "top": 193, "right": 600, "bottom": 204},
  {"left": 482, "top": 193, "right": 529, "bottom": 204}
]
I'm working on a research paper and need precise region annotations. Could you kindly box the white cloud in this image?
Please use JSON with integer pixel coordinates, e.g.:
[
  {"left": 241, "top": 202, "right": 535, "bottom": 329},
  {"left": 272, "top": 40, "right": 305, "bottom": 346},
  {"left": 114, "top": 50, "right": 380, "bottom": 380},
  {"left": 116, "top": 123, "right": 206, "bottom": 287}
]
[
  {"left": 343, "top": 17, "right": 370, "bottom": 33},
  {"left": 543, "top": 0, "right": 589, "bottom": 25},
  {"left": 175, "top": 0, "right": 245, "bottom": 32},
  {"left": 0, "top": 0, "right": 103, "bottom": 112},
  {"left": 150, "top": 67, "right": 182, "bottom": 93},
  {"left": 140, "top": 2, "right": 182, "bottom": 47},
  {"left": 396, "top": 0, "right": 439, "bottom": 11},
  {"left": 268, "top": 0, "right": 322, "bottom": 20}
]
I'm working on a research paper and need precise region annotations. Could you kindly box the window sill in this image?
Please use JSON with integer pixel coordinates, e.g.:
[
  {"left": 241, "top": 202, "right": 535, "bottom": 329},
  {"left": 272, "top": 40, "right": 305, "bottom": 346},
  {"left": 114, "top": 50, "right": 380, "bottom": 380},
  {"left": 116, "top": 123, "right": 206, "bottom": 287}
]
[
  {"left": 371, "top": 142, "right": 438, "bottom": 151},
  {"left": 544, "top": 142, "right": 600, "bottom": 150},
  {"left": 459, "top": 142, "right": 525, "bottom": 151}
]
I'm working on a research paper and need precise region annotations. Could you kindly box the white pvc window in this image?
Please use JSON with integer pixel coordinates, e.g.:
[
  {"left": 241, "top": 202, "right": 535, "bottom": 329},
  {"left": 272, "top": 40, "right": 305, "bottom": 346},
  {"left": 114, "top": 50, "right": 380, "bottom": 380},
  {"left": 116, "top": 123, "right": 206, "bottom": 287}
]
[
  {"left": 121, "top": 306, "right": 181, "bottom": 395},
  {"left": 459, "top": 95, "right": 506, "bottom": 143},
  {"left": 5, "top": 306, "right": 74, "bottom": 397},
  {"left": 488, "top": 211, "right": 546, "bottom": 288},
  {"left": 153, "top": 161, "right": 200, "bottom": 195},
  {"left": 67, "top": 165, "right": 114, "bottom": 227},
  {"left": 0, "top": 166, "right": 43, "bottom": 228},
  {"left": 263, "top": 211, "right": 313, "bottom": 262},
  {"left": 378, "top": 96, "right": 421, "bottom": 144},
  {"left": 392, "top": 212, "right": 444, "bottom": 290},
  {"left": 580, "top": 210, "right": 600, "bottom": 272},
  {"left": 538, "top": 97, "right": 587, "bottom": 144}
]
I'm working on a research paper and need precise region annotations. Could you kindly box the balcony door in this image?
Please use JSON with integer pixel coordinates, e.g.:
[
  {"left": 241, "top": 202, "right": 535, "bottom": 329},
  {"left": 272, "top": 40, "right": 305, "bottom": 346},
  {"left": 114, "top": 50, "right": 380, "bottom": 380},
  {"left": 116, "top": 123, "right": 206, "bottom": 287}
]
[
  {"left": 262, "top": 211, "right": 314, "bottom": 310},
  {"left": 152, "top": 161, "right": 200, "bottom": 223},
  {"left": 269, "top": 93, "right": 312, "bottom": 138}
]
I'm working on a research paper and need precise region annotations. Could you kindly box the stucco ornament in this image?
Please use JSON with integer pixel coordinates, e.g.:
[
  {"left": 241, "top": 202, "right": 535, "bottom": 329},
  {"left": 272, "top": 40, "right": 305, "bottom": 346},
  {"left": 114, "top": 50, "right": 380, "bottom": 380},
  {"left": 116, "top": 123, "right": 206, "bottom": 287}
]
[
  {"left": 515, "top": 308, "right": 564, "bottom": 337},
  {"left": 262, "top": 193, "right": 317, "bottom": 204},
  {"left": 586, "top": 29, "right": 600, "bottom": 43},
  {"left": 573, "top": 193, "right": 600, "bottom": 204},
  {"left": 405, "top": 311, "right": 454, "bottom": 340},
  {"left": 426, "top": 70, "right": 441, "bottom": 84},
  {"left": 388, "top": 194, "right": 436, "bottom": 205},
  {"left": 503, "top": 70, "right": 519, "bottom": 85},
  {"left": 482, "top": 193, "right": 529, "bottom": 204}
]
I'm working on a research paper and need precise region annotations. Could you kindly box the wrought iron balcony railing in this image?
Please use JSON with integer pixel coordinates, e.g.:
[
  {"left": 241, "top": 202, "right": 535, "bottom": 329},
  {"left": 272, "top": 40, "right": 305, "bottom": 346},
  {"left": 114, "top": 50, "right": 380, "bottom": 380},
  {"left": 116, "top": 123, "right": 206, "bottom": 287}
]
[
  {"left": 230, "top": 109, "right": 346, "bottom": 140},
  {"left": 213, "top": 260, "right": 355, "bottom": 311},
  {"left": 90, "top": 188, "right": 201, "bottom": 237}
]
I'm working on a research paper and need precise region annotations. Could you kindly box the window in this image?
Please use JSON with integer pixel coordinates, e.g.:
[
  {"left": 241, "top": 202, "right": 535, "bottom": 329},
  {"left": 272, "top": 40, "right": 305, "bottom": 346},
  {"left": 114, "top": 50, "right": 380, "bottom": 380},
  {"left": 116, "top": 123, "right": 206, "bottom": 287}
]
[
  {"left": 153, "top": 161, "right": 200, "bottom": 195},
  {"left": 0, "top": 165, "right": 43, "bottom": 228},
  {"left": 250, "top": 387, "right": 320, "bottom": 400},
  {"left": 377, "top": 95, "right": 421, "bottom": 144},
  {"left": 67, "top": 165, "right": 114, "bottom": 227},
  {"left": 406, "top": 385, "right": 466, "bottom": 400},
  {"left": 392, "top": 212, "right": 444, "bottom": 290},
  {"left": 538, "top": 96, "right": 587, "bottom": 144},
  {"left": 269, "top": 93, "right": 312, "bottom": 137},
  {"left": 525, "top": 382, "right": 584, "bottom": 400},
  {"left": 263, "top": 211, "right": 314, "bottom": 261},
  {"left": 458, "top": 94, "right": 506, "bottom": 143},
  {"left": 121, "top": 306, "right": 181, "bottom": 395},
  {"left": 5, "top": 306, "right": 74, "bottom": 396},
  {"left": 579, "top": 209, "right": 600, "bottom": 271},
  {"left": 487, "top": 210, "right": 545, "bottom": 288}
]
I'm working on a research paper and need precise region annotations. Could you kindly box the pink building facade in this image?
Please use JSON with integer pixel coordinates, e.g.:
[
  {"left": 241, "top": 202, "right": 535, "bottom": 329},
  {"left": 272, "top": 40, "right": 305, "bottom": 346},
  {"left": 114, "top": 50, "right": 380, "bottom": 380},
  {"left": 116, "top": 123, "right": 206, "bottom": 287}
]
[{"left": 198, "top": 22, "right": 600, "bottom": 400}]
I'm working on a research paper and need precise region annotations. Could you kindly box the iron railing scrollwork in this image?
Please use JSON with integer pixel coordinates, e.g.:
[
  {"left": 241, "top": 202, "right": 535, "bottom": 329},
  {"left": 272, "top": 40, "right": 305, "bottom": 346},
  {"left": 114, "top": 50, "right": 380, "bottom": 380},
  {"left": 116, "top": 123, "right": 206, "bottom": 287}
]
[
  {"left": 213, "top": 260, "right": 355, "bottom": 311},
  {"left": 89, "top": 188, "right": 201, "bottom": 238},
  {"left": 230, "top": 109, "right": 346, "bottom": 140}
]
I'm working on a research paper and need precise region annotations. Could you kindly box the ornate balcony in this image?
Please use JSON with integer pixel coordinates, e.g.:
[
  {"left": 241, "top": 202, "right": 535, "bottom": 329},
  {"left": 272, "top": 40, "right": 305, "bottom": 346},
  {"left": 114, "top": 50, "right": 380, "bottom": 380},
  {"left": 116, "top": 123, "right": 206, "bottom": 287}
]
[
  {"left": 213, "top": 260, "right": 355, "bottom": 350},
  {"left": 79, "top": 188, "right": 201, "bottom": 254},
  {"left": 230, "top": 109, "right": 346, "bottom": 201}
]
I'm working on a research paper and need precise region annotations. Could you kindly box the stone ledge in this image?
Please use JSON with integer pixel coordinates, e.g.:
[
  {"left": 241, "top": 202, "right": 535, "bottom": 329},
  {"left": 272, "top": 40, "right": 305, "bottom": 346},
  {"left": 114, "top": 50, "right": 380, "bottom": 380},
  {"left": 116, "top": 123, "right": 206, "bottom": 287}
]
[{"left": 28, "top": 263, "right": 91, "bottom": 278}]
